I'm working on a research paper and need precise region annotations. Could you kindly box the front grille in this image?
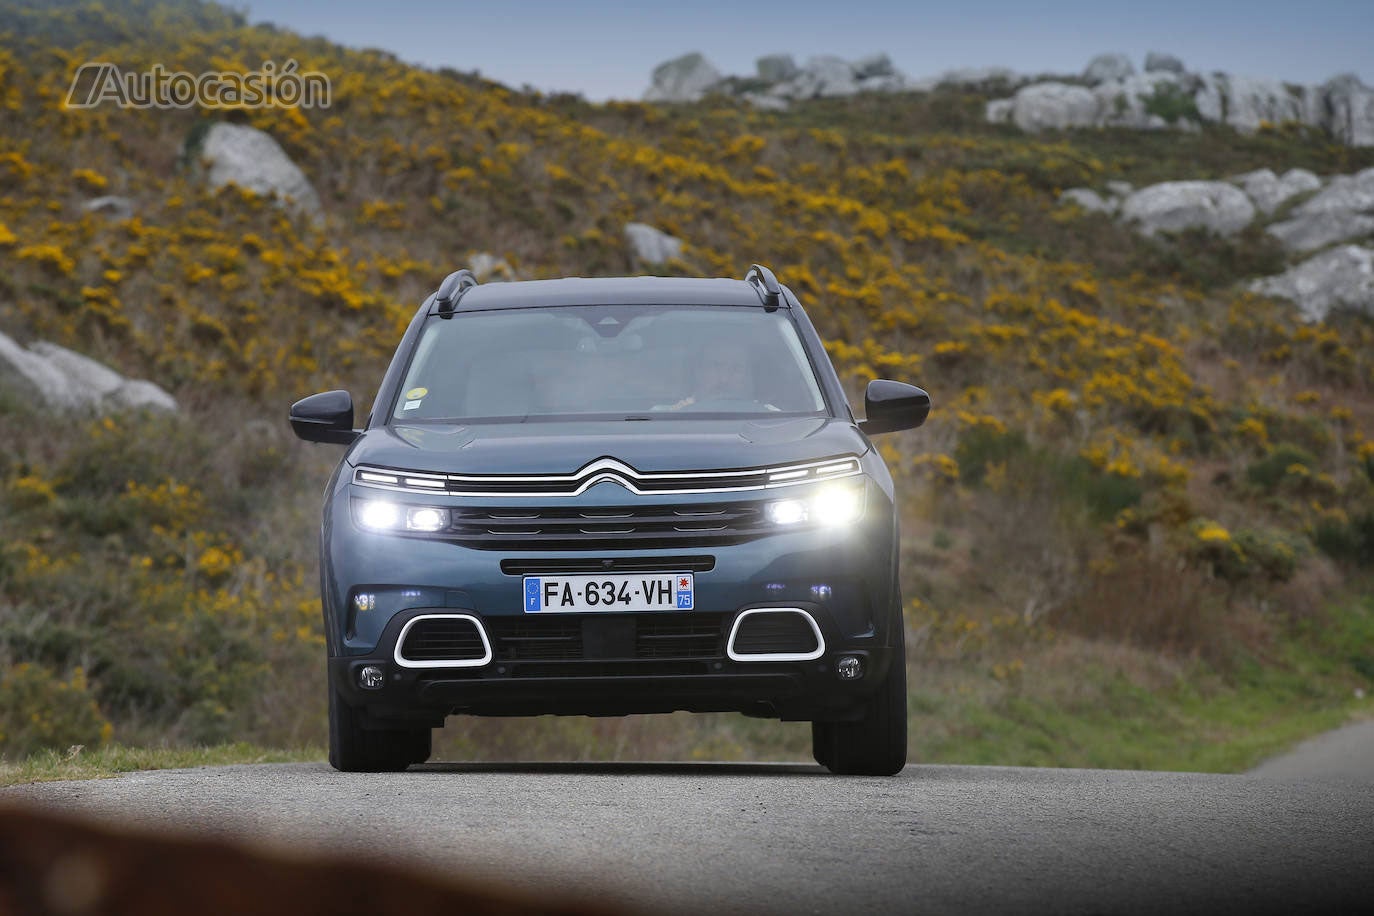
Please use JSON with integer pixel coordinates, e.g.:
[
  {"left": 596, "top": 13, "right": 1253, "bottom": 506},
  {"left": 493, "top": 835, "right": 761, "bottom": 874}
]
[
  {"left": 353, "top": 456, "right": 861, "bottom": 497},
  {"left": 730, "top": 611, "right": 821, "bottom": 656},
  {"left": 399, "top": 617, "right": 487, "bottom": 661},
  {"left": 499, "top": 556, "right": 716, "bottom": 575},
  {"left": 449, "top": 503, "right": 767, "bottom": 549},
  {"left": 484, "top": 613, "right": 727, "bottom": 662}
]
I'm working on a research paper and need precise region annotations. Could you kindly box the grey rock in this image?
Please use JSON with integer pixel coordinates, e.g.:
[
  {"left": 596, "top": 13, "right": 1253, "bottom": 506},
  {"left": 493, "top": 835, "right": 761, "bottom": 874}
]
[
  {"left": 0, "top": 334, "right": 176, "bottom": 413},
  {"left": 1120, "top": 180, "right": 1257, "bottom": 237},
  {"left": 1325, "top": 74, "right": 1374, "bottom": 147},
  {"left": 1194, "top": 74, "right": 1316, "bottom": 134},
  {"left": 985, "top": 98, "right": 1014, "bottom": 123},
  {"left": 0, "top": 332, "right": 88, "bottom": 409},
  {"left": 82, "top": 195, "right": 134, "bottom": 220},
  {"left": 852, "top": 53, "right": 896, "bottom": 80},
  {"left": 1084, "top": 53, "right": 1135, "bottom": 86},
  {"left": 1105, "top": 180, "right": 1135, "bottom": 198},
  {"left": 624, "top": 222, "right": 683, "bottom": 264},
  {"left": 1267, "top": 210, "right": 1374, "bottom": 253},
  {"left": 1059, "top": 188, "right": 1116, "bottom": 214},
  {"left": 199, "top": 123, "right": 322, "bottom": 218},
  {"left": 1095, "top": 72, "right": 1185, "bottom": 129},
  {"left": 1250, "top": 245, "right": 1374, "bottom": 322},
  {"left": 774, "top": 56, "right": 858, "bottom": 99},
  {"left": 756, "top": 54, "right": 799, "bottom": 84},
  {"left": 1010, "top": 82, "right": 1100, "bottom": 131},
  {"left": 1232, "top": 168, "right": 1322, "bottom": 215},
  {"left": 1144, "top": 52, "right": 1186, "bottom": 75},
  {"left": 110, "top": 379, "right": 179, "bottom": 412},
  {"left": 644, "top": 52, "right": 723, "bottom": 103},
  {"left": 1290, "top": 167, "right": 1374, "bottom": 217}
]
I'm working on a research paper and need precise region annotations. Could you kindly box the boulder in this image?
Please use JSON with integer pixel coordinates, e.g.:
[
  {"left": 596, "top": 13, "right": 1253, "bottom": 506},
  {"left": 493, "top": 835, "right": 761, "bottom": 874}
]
[
  {"left": 643, "top": 52, "right": 723, "bottom": 103},
  {"left": 1265, "top": 167, "right": 1374, "bottom": 252},
  {"left": 1084, "top": 53, "right": 1135, "bottom": 86},
  {"left": 1250, "top": 245, "right": 1374, "bottom": 322},
  {"left": 1325, "top": 75, "right": 1374, "bottom": 147},
  {"left": 743, "top": 93, "right": 790, "bottom": 111},
  {"left": 1194, "top": 74, "right": 1317, "bottom": 133},
  {"left": 756, "top": 54, "right": 799, "bottom": 84},
  {"left": 82, "top": 196, "right": 134, "bottom": 220},
  {"left": 773, "top": 56, "right": 858, "bottom": 99},
  {"left": 852, "top": 53, "right": 896, "bottom": 80},
  {"left": 1231, "top": 168, "right": 1322, "bottom": 215},
  {"left": 0, "top": 333, "right": 177, "bottom": 413},
  {"left": 1144, "top": 52, "right": 1186, "bottom": 75},
  {"left": 856, "top": 74, "right": 908, "bottom": 94},
  {"left": 1267, "top": 210, "right": 1374, "bottom": 253},
  {"left": 624, "top": 223, "right": 683, "bottom": 264},
  {"left": 1120, "top": 180, "right": 1256, "bottom": 237},
  {"left": 198, "top": 123, "right": 322, "bottom": 218},
  {"left": 985, "top": 98, "right": 1014, "bottom": 124},
  {"left": 1105, "top": 180, "right": 1135, "bottom": 199},
  {"left": 1058, "top": 188, "right": 1116, "bottom": 214},
  {"left": 1010, "top": 82, "right": 1100, "bottom": 131},
  {"left": 1094, "top": 72, "right": 1185, "bottom": 129}
]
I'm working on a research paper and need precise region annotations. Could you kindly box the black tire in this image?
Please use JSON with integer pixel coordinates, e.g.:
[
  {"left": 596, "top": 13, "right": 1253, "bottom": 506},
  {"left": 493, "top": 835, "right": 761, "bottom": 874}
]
[
  {"left": 812, "top": 624, "right": 908, "bottom": 776},
  {"left": 328, "top": 687, "right": 432, "bottom": 773}
]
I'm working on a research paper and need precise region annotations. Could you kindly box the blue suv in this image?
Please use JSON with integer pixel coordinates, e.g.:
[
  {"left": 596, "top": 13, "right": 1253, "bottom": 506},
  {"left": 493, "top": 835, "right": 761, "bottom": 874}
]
[{"left": 290, "top": 266, "right": 930, "bottom": 774}]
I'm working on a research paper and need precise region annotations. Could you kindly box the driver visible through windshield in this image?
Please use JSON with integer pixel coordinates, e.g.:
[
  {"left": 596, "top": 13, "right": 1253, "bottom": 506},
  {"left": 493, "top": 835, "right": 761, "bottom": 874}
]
[{"left": 393, "top": 304, "right": 827, "bottom": 421}]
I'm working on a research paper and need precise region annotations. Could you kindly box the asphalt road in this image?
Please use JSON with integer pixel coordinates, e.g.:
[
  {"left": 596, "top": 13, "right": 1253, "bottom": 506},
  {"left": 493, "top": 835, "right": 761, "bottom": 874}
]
[{"left": 6, "top": 756, "right": 1373, "bottom": 915}]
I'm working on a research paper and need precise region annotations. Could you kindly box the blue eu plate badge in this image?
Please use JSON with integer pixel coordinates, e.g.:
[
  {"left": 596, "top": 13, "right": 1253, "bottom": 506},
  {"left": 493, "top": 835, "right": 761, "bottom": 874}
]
[{"left": 525, "top": 578, "right": 542, "bottom": 612}]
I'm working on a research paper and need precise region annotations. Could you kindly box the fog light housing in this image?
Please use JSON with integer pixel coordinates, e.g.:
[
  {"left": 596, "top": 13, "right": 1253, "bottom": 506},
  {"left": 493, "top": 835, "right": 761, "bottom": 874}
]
[
  {"left": 358, "top": 665, "right": 385, "bottom": 690},
  {"left": 836, "top": 655, "right": 863, "bottom": 680}
]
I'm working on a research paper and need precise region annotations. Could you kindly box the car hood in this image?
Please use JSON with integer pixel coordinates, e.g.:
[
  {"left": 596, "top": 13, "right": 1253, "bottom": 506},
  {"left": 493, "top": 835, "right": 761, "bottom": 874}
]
[{"left": 347, "top": 417, "right": 868, "bottom": 475}]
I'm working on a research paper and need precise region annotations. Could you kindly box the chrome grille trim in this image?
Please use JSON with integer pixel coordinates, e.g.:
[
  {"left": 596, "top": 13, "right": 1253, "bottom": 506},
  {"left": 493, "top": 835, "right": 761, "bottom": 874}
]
[
  {"left": 726, "top": 608, "right": 825, "bottom": 662},
  {"left": 352, "top": 455, "right": 862, "bottom": 497},
  {"left": 394, "top": 614, "right": 493, "bottom": 669}
]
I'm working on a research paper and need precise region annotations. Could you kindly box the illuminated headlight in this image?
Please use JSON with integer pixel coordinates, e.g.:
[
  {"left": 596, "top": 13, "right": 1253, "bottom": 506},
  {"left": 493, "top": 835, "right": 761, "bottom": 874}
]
[
  {"left": 764, "top": 480, "right": 866, "bottom": 527},
  {"left": 355, "top": 500, "right": 450, "bottom": 533},
  {"left": 405, "top": 506, "right": 450, "bottom": 532},
  {"left": 811, "top": 483, "right": 863, "bottom": 526},
  {"left": 357, "top": 499, "right": 402, "bottom": 530}
]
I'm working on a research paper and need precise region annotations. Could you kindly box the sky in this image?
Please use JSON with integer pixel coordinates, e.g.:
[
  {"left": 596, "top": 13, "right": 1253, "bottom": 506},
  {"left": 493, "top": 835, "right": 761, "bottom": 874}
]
[{"left": 244, "top": 0, "right": 1373, "bottom": 102}]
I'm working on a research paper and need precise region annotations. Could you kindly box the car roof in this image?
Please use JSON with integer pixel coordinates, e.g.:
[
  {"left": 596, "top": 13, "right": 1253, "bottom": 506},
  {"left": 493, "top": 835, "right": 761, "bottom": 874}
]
[{"left": 432, "top": 276, "right": 785, "bottom": 313}]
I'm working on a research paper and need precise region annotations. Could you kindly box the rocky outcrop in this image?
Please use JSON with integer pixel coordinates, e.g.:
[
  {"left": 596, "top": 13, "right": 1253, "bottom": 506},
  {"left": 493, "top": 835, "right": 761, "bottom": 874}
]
[
  {"left": 1231, "top": 168, "right": 1321, "bottom": 215},
  {"left": 1058, "top": 188, "right": 1115, "bottom": 214},
  {"left": 82, "top": 196, "right": 135, "bottom": 220},
  {"left": 1250, "top": 246, "right": 1374, "bottom": 322},
  {"left": 1084, "top": 53, "right": 1135, "bottom": 85},
  {"left": 1120, "top": 181, "right": 1256, "bottom": 237},
  {"left": 772, "top": 56, "right": 860, "bottom": 100},
  {"left": 197, "top": 123, "right": 321, "bottom": 218},
  {"left": 985, "top": 55, "right": 1371, "bottom": 147},
  {"left": 624, "top": 223, "right": 683, "bottom": 264},
  {"left": 1008, "top": 82, "right": 1100, "bottom": 131},
  {"left": 1266, "top": 167, "right": 1374, "bottom": 252},
  {"left": 0, "top": 332, "right": 177, "bottom": 413},
  {"left": 756, "top": 54, "right": 799, "bottom": 84},
  {"left": 643, "top": 52, "right": 723, "bottom": 103}
]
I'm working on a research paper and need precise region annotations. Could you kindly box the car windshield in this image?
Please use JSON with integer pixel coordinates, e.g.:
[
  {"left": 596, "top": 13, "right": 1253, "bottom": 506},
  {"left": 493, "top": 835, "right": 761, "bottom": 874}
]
[{"left": 392, "top": 305, "right": 828, "bottom": 422}]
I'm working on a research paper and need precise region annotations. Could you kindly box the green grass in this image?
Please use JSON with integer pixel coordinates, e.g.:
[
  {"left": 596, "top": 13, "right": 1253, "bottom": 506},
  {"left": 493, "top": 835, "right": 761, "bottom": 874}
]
[{"left": 0, "top": 742, "right": 323, "bottom": 787}]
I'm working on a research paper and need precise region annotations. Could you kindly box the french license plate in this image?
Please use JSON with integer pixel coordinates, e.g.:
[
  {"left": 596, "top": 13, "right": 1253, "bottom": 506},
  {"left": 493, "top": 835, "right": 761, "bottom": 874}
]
[{"left": 523, "top": 573, "right": 693, "bottom": 612}]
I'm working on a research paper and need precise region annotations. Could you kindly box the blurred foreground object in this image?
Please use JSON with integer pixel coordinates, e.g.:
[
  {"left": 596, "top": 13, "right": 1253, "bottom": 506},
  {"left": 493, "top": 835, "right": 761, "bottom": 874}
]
[{"left": 0, "top": 805, "right": 619, "bottom": 916}]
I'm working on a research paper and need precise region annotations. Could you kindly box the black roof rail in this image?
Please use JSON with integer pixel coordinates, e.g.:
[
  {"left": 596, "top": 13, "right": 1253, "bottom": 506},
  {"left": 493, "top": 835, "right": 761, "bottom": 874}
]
[
  {"left": 744, "top": 264, "right": 782, "bottom": 311},
  {"left": 433, "top": 269, "right": 479, "bottom": 317}
]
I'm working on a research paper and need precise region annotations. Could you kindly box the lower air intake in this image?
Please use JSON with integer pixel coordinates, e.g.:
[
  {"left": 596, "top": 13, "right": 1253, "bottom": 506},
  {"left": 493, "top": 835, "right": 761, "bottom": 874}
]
[
  {"left": 727, "top": 609, "right": 824, "bottom": 662},
  {"left": 395, "top": 614, "right": 493, "bottom": 668}
]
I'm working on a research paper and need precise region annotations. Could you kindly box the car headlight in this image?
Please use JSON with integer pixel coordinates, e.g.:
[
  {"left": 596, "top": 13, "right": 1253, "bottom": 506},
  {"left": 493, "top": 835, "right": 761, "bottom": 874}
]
[
  {"left": 764, "top": 479, "right": 865, "bottom": 527},
  {"left": 355, "top": 499, "right": 451, "bottom": 533}
]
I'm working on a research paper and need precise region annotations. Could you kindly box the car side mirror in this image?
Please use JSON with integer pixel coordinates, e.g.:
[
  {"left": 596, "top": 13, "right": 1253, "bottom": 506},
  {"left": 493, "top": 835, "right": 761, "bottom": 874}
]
[
  {"left": 290, "top": 390, "right": 361, "bottom": 445},
  {"left": 858, "top": 380, "right": 930, "bottom": 435}
]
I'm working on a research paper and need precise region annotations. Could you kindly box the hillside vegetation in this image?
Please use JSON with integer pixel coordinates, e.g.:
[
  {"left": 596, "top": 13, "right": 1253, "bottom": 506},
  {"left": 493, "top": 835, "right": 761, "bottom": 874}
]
[{"left": 1, "top": 0, "right": 1373, "bottom": 764}]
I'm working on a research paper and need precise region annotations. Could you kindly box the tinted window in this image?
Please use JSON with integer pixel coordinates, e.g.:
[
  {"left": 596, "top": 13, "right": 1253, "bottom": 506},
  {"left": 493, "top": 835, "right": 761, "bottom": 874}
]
[{"left": 393, "top": 305, "right": 827, "bottom": 421}]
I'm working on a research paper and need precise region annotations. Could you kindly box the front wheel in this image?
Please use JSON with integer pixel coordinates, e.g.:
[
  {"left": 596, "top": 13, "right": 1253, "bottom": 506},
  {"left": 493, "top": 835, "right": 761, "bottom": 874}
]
[
  {"left": 328, "top": 687, "right": 432, "bottom": 773},
  {"left": 811, "top": 626, "right": 908, "bottom": 776}
]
